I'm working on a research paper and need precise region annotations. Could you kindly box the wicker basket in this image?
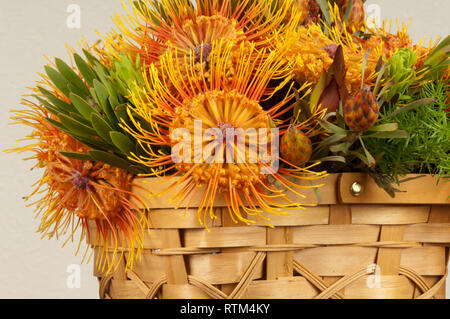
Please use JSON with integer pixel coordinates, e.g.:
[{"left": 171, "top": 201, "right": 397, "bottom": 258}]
[{"left": 90, "top": 173, "right": 450, "bottom": 299}]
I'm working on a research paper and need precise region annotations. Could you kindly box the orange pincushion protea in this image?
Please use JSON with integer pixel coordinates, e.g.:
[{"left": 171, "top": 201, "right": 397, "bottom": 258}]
[
  {"left": 124, "top": 40, "right": 326, "bottom": 226},
  {"left": 104, "top": 0, "right": 303, "bottom": 67},
  {"left": 9, "top": 98, "right": 148, "bottom": 273},
  {"left": 280, "top": 6, "right": 381, "bottom": 94}
]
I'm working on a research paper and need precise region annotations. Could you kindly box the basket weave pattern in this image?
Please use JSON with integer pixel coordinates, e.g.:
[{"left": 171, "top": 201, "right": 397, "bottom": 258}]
[{"left": 91, "top": 174, "right": 450, "bottom": 299}]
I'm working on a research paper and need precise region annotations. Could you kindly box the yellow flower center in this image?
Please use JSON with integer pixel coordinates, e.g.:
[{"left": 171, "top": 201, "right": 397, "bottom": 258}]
[{"left": 171, "top": 90, "right": 271, "bottom": 192}]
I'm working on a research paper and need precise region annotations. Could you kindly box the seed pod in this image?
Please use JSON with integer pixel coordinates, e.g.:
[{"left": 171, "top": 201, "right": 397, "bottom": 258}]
[
  {"left": 344, "top": 86, "right": 379, "bottom": 132},
  {"left": 280, "top": 125, "right": 313, "bottom": 166}
]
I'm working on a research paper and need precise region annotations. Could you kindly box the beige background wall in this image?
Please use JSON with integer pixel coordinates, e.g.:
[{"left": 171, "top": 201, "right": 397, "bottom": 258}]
[{"left": 0, "top": 0, "right": 448, "bottom": 299}]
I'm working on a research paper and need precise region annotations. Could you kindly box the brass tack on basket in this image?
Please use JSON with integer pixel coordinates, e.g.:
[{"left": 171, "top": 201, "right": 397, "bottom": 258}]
[{"left": 350, "top": 181, "right": 363, "bottom": 196}]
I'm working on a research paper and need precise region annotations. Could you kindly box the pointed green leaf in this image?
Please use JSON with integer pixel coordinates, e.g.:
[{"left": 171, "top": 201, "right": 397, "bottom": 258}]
[
  {"left": 359, "top": 137, "right": 376, "bottom": 167},
  {"left": 317, "top": 133, "right": 347, "bottom": 150},
  {"left": 45, "top": 118, "right": 66, "bottom": 132},
  {"left": 44, "top": 66, "right": 70, "bottom": 97},
  {"left": 78, "top": 137, "right": 111, "bottom": 152},
  {"left": 315, "top": 0, "right": 331, "bottom": 26},
  {"left": 114, "top": 104, "right": 129, "bottom": 122},
  {"left": 343, "top": 0, "right": 353, "bottom": 23},
  {"left": 93, "top": 79, "right": 109, "bottom": 108},
  {"left": 316, "top": 118, "right": 348, "bottom": 135},
  {"left": 330, "top": 142, "right": 352, "bottom": 153},
  {"left": 310, "top": 72, "right": 328, "bottom": 110},
  {"left": 373, "top": 62, "right": 390, "bottom": 97},
  {"left": 58, "top": 113, "right": 97, "bottom": 138},
  {"left": 69, "top": 93, "right": 97, "bottom": 120},
  {"left": 110, "top": 131, "right": 135, "bottom": 155},
  {"left": 74, "top": 53, "right": 97, "bottom": 87},
  {"left": 424, "top": 35, "right": 450, "bottom": 66},
  {"left": 55, "top": 57, "right": 90, "bottom": 97},
  {"left": 315, "top": 156, "right": 346, "bottom": 163},
  {"left": 37, "top": 86, "right": 77, "bottom": 114},
  {"left": 384, "top": 98, "right": 436, "bottom": 119},
  {"left": 364, "top": 130, "right": 409, "bottom": 139},
  {"left": 34, "top": 95, "right": 68, "bottom": 116},
  {"left": 367, "top": 123, "right": 398, "bottom": 132},
  {"left": 88, "top": 150, "right": 130, "bottom": 170},
  {"left": 91, "top": 113, "right": 114, "bottom": 144},
  {"left": 82, "top": 49, "right": 102, "bottom": 67},
  {"left": 69, "top": 112, "right": 92, "bottom": 126}
]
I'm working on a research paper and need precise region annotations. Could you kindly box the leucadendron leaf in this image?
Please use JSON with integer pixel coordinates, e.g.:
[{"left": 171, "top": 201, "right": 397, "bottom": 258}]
[
  {"left": 37, "top": 86, "right": 77, "bottom": 114},
  {"left": 88, "top": 150, "right": 130, "bottom": 170},
  {"left": 316, "top": 118, "right": 348, "bottom": 135},
  {"left": 91, "top": 113, "right": 114, "bottom": 144},
  {"left": 70, "top": 93, "right": 98, "bottom": 120},
  {"left": 55, "top": 58, "right": 90, "bottom": 97},
  {"left": 74, "top": 53, "right": 97, "bottom": 87},
  {"left": 44, "top": 66, "right": 70, "bottom": 97},
  {"left": 364, "top": 130, "right": 409, "bottom": 139},
  {"left": 366, "top": 123, "right": 399, "bottom": 132},
  {"left": 384, "top": 98, "right": 436, "bottom": 119},
  {"left": 58, "top": 113, "right": 97, "bottom": 138},
  {"left": 110, "top": 131, "right": 136, "bottom": 155}
]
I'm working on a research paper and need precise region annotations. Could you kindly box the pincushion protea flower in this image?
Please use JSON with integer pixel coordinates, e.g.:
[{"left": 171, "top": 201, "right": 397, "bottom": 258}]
[
  {"left": 9, "top": 96, "right": 149, "bottom": 274},
  {"left": 104, "top": 0, "right": 304, "bottom": 68},
  {"left": 124, "top": 40, "right": 326, "bottom": 227},
  {"left": 279, "top": 6, "right": 380, "bottom": 94}
]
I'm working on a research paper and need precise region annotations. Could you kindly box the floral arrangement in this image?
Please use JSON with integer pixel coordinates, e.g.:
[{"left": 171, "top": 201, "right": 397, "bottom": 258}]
[{"left": 9, "top": 0, "right": 449, "bottom": 273}]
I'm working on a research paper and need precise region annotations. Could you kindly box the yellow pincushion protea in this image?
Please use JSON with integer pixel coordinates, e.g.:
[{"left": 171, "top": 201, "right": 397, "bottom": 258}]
[
  {"left": 278, "top": 4, "right": 420, "bottom": 94},
  {"left": 124, "top": 40, "right": 325, "bottom": 227},
  {"left": 9, "top": 96, "right": 148, "bottom": 274},
  {"left": 103, "top": 0, "right": 304, "bottom": 67}
]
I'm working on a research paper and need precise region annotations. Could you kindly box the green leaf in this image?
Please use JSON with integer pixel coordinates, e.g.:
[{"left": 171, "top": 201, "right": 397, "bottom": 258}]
[
  {"left": 384, "top": 98, "right": 436, "bottom": 119},
  {"left": 364, "top": 130, "right": 409, "bottom": 139},
  {"left": 88, "top": 150, "right": 130, "bottom": 170},
  {"left": 91, "top": 113, "right": 114, "bottom": 144},
  {"left": 360, "top": 49, "right": 370, "bottom": 87},
  {"left": 423, "top": 35, "right": 450, "bottom": 66},
  {"left": 367, "top": 123, "right": 399, "bottom": 132},
  {"left": 114, "top": 104, "right": 129, "bottom": 122},
  {"left": 69, "top": 93, "right": 97, "bottom": 120},
  {"left": 343, "top": 0, "right": 353, "bottom": 23},
  {"left": 373, "top": 62, "right": 390, "bottom": 97},
  {"left": 315, "top": 0, "right": 331, "bottom": 26},
  {"left": 330, "top": 142, "right": 352, "bottom": 153},
  {"left": 93, "top": 79, "right": 109, "bottom": 109},
  {"left": 37, "top": 86, "right": 77, "bottom": 114},
  {"left": 34, "top": 95, "right": 68, "bottom": 116},
  {"left": 55, "top": 58, "right": 90, "bottom": 97},
  {"left": 44, "top": 66, "right": 70, "bottom": 97},
  {"left": 317, "top": 133, "right": 347, "bottom": 150},
  {"left": 58, "top": 113, "right": 97, "bottom": 138},
  {"left": 315, "top": 156, "right": 346, "bottom": 163},
  {"left": 69, "top": 112, "right": 92, "bottom": 126},
  {"left": 74, "top": 53, "right": 97, "bottom": 87},
  {"left": 316, "top": 118, "right": 348, "bottom": 135},
  {"left": 90, "top": 86, "right": 118, "bottom": 130},
  {"left": 110, "top": 131, "right": 136, "bottom": 155},
  {"left": 59, "top": 151, "right": 93, "bottom": 161},
  {"left": 359, "top": 137, "right": 376, "bottom": 167},
  {"left": 78, "top": 137, "right": 111, "bottom": 152},
  {"left": 45, "top": 118, "right": 67, "bottom": 132},
  {"left": 310, "top": 72, "right": 328, "bottom": 110},
  {"left": 82, "top": 49, "right": 102, "bottom": 67}
]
